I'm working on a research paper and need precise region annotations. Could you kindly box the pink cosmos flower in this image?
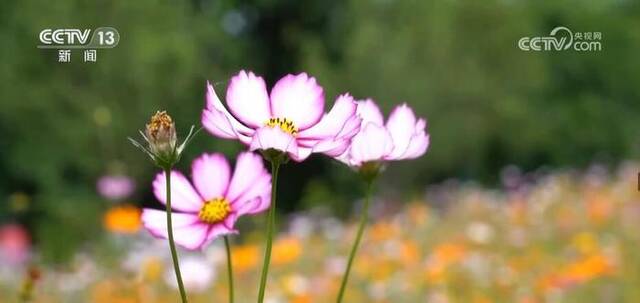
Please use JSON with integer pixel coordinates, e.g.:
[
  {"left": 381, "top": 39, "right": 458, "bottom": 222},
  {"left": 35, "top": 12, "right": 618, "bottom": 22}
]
[
  {"left": 201, "top": 71, "right": 361, "bottom": 162},
  {"left": 338, "top": 99, "right": 429, "bottom": 167},
  {"left": 97, "top": 175, "right": 135, "bottom": 201},
  {"left": 141, "top": 152, "right": 271, "bottom": 250},
  {"left": 0, "top": 224, "right": 31, "bottom": 266}
]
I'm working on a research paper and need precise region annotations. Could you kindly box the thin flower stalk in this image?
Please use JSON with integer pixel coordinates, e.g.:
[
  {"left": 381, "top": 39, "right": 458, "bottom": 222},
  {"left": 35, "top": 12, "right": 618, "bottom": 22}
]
[
  {"left": 224, "top": 236, "right": 234, "bottom": 303},
  {"left": 164, "top": 167, "right": 189, "bottom": 303},
  {"left": 336, "top": 179, "right": 374, "bottom": 303},
  {"left": 257, "top": 160, "right": 280, "bottom": 303}
]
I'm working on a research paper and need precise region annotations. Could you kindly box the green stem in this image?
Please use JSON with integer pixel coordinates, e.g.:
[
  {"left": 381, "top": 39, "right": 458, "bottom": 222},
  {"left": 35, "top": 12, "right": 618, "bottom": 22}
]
[
  {"left": 224, "top": 236, "right": 234, "bottom": 303},
  {"left": 336, "top": 179, "right": 374, "bottom": 303},
  {"left": 257, "top": 161, "right": 280, "bottom": 303},
  {"left": 165, "top": 168, "right": 189, "bottom": 303}
]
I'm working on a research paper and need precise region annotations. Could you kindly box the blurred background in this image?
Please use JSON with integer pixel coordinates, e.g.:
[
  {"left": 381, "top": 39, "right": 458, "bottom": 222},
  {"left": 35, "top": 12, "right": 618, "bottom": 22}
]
[{"left": 1, "top": 0, "right": 640, "bottom": 302}]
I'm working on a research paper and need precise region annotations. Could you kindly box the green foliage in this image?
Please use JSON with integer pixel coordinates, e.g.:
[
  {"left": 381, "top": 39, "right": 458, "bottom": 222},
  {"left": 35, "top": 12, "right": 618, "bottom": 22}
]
[
  {"left": 0, "top": 0, "right": 255, "bottom": 261},
  {"left": 1, "top": 0, "right": 639, "bottom": 261},
  {"left": 300, "top": 0, "right": 640, "bottom": 189}
]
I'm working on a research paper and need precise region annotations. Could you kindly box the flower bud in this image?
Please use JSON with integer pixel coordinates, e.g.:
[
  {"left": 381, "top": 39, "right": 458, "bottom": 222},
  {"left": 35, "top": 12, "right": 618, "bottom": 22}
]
[
  {"left": 145, "top": 111, "right": 177, "bottom": 158},
  {"left": 130, "top": 110, "right": 199, "bottom": 169}
]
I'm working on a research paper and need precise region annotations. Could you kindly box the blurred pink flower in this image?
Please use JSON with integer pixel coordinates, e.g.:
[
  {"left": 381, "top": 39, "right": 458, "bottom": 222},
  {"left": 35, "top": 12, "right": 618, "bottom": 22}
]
[
  {"left": 142, "top": 152, "right": 271, "bottom": 250},
  {"left": 201, "top": 71, "right": 361, "bottom": 162},
  {"left": 0, "top": 224, "right": 31, "bottom": 265},
  {"left": 338, "top": 100, "right": 429, "bottom": 167},
  {"left": 97, "top": 175, "right": 135, "bottom": 201}
]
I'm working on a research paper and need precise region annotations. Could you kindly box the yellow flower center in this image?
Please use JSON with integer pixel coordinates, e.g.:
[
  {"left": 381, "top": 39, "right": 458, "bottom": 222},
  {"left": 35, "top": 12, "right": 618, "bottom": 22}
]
[
  {"left": 198, "top": 198, "right": 231, "bottom": 224},
  {"left": 265, "top": 117, "right": 298, "bottom": 135}
]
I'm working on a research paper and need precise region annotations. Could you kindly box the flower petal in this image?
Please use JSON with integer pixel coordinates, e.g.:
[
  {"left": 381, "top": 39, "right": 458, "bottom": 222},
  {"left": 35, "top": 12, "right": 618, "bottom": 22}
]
[
  {"left": 402, "top": 132, "right": 430, "bottom": 160},
  {"left": 298, "top": 93, "right": 358, "bottom": 141},
  {"left": 226, "top": 71, "right": 272, "bottom": 127},
  {"left": 249, "top": 126, "right": 299, "bottom": 158},
  {"left": 141, "top": 209, "right": 211, "bottom": 250},
  {"left": 290, "top": 147, "right": 313, "bottom": 162},
  {"left": 386, "top": 103, "right": 417, "bottom": 159},
  {"left": 392, "top": 119, "right": 429, "bottom": 160},
  {"left": 270, "top": 73, "right": 324, "bottom": 130},
  {"left": 202, "top": 222, "right": 238, "bottom": 247},
  {"left": 231, "top": 174, "right": 271, "bottom": 215},
  {"left": 312, "top": 137, "right": 352, "bottom": 157},
  {"left": 202, "top": 81, "right": 254, "bottom": 141},
  {"left": 192, "top": 153, "right": 230, "bottom": 201},
  {"left": 153, "top": 171, "right": 203, "bottom": 213},
  {"left": 350, "top": 122, "right": 394, "bottom": 165},
  {"left": 357, "top": 99, "right": 384, "bottom": 125},
  {"left": 226, "top": 151, "right": 270, "bottom": 203}
]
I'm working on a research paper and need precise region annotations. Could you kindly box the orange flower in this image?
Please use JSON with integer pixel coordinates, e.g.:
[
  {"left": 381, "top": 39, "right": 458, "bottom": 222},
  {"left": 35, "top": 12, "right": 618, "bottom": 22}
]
[
  {"left": 232, "top": 244, "right": 260, "bottom": 273},
  {"left": 291, "top": 294, "right": 313, "bottom": 303},
  {"left": 425, "top": 243, "right": 467, "bottom": 283},
  {"left": 399, "top": 240, "right": 421, "bottom": 266},
  {"left": 432, "top": 243, "right": 466, "bottom": 265},
  {"left": 273, "top": 236, "right": 302, "bottom": 266},
  {"left": 563, "top": 254, "right": 615, "bottom": 283},
  {"left": 103, "top": 205, "right": 141, "bottom": 234},
  {"left": 537, "top": 254, "right": 615, "bottom": 292},
  {"left": 405, "top": 202, "right": 430, "bottom": 226},
  {"left": 369, "top": 221, "right": 399, "bottom": 242},
  {"left": 586, "top": 194, "right": 613, "bottom": 225}
]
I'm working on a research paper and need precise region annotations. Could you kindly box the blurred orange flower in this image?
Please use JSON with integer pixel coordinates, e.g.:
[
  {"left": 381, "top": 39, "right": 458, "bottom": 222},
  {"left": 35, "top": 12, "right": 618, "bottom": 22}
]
[
  {"left": 103, "top": 205, "right": 141, "bottom": 234},
  {"left": 370, "top": 221, "right": 400, "bottom": 242},
  {"left": 425, "top": 243, "right": 467, "bottom": 283},
  {"left": 233, "top": 244, "right": 260, "bottom": 273},
  {"left": 586, "top": 194, "right": 613, "bottom": 225},
  {"left": 399, "top": 240, "right": 421, "bottom": 266},
  {"left": 537, "top": 254, "right": 615, "bottom": 292},
  {"left": 563, "top": 254, "right": 615, "bottom": 283},
  {"left": 273, "top": 236, "right": 302, "bottom": 266}
]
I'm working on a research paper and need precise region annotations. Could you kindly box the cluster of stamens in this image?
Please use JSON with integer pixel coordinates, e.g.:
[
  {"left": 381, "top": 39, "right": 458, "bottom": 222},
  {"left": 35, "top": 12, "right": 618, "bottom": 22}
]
[
  {"left": 265, "top": 117, "right": 298, "bottom": 135},
  {"left": 146, "top": 111, "right": 173, "bottom": 139},
  {"left": 198, "top": 198, "right": 231, "bottom": 224}
]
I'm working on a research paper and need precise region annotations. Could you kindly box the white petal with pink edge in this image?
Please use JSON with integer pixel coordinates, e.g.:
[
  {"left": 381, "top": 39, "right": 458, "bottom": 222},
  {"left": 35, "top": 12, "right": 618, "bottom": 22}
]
[
  {"left": 356, "top": 99, "right": 384, "bottom": 125},
  {"left": 152, "top": 171, "right": 203, "bottom": 213},
  {"left": 269, "top": 73, "right": 324, "bottom": 130},
  {"left": 226, "top": 152, "right": 269, "bottom": 202},
  {"left": 141, "top": 209, "right": 211, "bottom": 250},
  {"left": 226, "top": 71, "right": 272, "bottom": 128},
  {"left": 350, "top": 122, "right": 394, "bottom": 165},
  {"left": 298, "top": 93, "right": 358, "bottom": 141},
  {"left": 386, "top": 103, "right": 417, "bottom": 159},
  {"left": 192, "top": 153, "right": 230, "bottom": 201},
  {"left": 249, "top": 126, "right": 299, "bottom": 158},
  {"left": 231, "top": 174, "right": 271, "bottom": 214},
  {"left": 203, "top": 81, "right": 254, "bottom": 141}
]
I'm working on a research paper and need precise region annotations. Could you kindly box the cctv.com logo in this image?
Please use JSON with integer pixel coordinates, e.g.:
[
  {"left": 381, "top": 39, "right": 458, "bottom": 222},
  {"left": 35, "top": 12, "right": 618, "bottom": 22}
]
[{"left": 518, "top": 26, "right": 602, "bottom": 52}]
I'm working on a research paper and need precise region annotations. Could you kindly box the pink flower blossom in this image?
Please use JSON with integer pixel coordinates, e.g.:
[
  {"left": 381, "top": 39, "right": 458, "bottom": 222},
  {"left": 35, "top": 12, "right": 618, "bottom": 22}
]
[
  {"left": 97, "top": 175, "right": 135, "bottom": 201},
  {"left": 0, "top": 224, "right": 31, "bottom": 266},
  {"left": 338, "top": 99, "right": 429, "bottom": 167},
  {"left": 201, "top": 71, "right": 361, "bottom": 162},
  {"left": 142, "top": 152, "right": 271, "bottom": 250}
]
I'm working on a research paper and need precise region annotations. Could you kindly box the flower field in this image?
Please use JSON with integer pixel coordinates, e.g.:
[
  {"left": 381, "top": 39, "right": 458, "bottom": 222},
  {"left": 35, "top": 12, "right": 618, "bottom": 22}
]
[{"left": 2, "top": 163, "right": 639, "bottom": 303}]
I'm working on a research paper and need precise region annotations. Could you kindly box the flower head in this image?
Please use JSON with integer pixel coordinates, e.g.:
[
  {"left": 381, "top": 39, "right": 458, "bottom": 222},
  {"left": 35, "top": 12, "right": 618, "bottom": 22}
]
[
  {"left": 337, "top": 99, "right": 429, "bottom": 174},
  {"left": 146, "top": 111, "right": 177, "bottom": 157},
  {"left": 142, "top": 152, "right": 271, "bottom": 250},
  {"left": 103, "top": 205, "right": 142, "bottom": 234},
  {"left": 129, "top": 111, "right": 199, "bottom": 169},
  {"left": 96, "top": 175, "right": 135, "bottom": 201},
  {"left": 0, "top": 224, "right": 31, "bottom": 266},
  {"left": 201, "top": 71, "right": 361, "bottom": 162}
]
